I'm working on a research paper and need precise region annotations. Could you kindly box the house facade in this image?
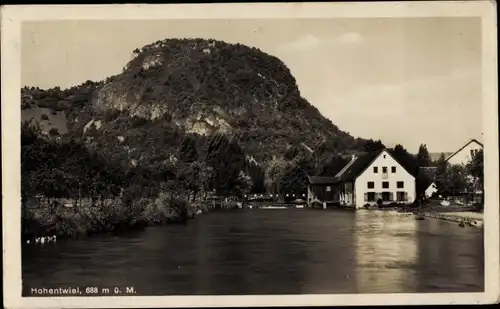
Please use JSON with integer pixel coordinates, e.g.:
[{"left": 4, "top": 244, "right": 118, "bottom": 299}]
[
  {"left": 307, "top": 149, "right": 416, "bottom": 209},
  {"left": 445, "top": 139, "right": 483, "bottom": 166}
]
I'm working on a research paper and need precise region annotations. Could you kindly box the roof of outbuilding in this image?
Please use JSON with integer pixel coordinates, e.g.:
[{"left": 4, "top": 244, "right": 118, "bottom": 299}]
[
  {"left": 307, "top": 176, "right": 338, "bottom": 185},
  {"left": 333, "top": 150, "right": 382, "bottom": 183}
]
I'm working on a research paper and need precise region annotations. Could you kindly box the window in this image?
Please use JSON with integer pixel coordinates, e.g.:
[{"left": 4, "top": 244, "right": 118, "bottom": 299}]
[
  {"left": 391, "top": 166, "right": 396, "bottom": 173},
  {"left": 382, "top": 192, "right": 392, "bottom": 201},
  {"left": 367, "top": 181, "right": 374, "bottom": 189},
  {"left": 365, "top": 192, "right": 376, "bottom": 202},
  {"left": 397, "top": 192, "right": 407, "bottom": 201},
  {"left": 373, "top": 166, "right": 378, "bottom": 173},
  {"left": 397, "top": 181, "right": 404, "bottom": 188},
  {"left": 382, "top": 166, "right": 388, "bottom": 173},
  {"left": 382, "top": 181, "right": 389, "bottom": 189},
  {"left": 326, "top": 186, "right": 331, "bottom": 192},
  {"left": 470, "top": 149, "right": 474, "bottom": 157},
  {"left": 383, "top": 154, "right": 386, "bottom": 158}
]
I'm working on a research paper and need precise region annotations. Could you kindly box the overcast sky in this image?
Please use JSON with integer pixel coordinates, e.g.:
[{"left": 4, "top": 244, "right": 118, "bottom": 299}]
[{"left": 22, "top": 18, "right": 482, "bottom": 153}]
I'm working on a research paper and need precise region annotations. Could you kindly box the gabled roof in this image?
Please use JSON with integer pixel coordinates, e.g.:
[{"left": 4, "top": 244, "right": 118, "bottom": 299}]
[
  {"left": 308, "top": 148, "right": 417, "bottom": 185},
  {"left": 425, "top": 182, "right": 437, "bottom": 190},
  {"left": 445, "top": 138, "right": 484, "bottom": 162}
]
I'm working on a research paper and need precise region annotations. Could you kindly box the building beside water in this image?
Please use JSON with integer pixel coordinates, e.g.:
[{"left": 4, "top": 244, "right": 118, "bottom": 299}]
[{"left": 307, "top": 148, "right": 416, "bottom": 209}]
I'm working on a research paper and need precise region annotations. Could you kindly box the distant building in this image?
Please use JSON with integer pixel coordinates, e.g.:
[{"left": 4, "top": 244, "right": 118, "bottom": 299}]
[
  {"left": 307, "top": 148, "right": 416, "bottom": 209},
  {"left": 424, "top": 182, "right": 438, "bottom": 198},
  {"left": 445, "top": 139, "right": 483, "bottom": 166},
  {"left": 429, "top": 152, "right": 453, "bottom": 162}
]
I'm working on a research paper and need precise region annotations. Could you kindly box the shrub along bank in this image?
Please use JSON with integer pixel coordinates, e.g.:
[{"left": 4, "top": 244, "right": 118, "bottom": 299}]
[{"left": 22, "top": 194, "right": 194, "bottom": 241}]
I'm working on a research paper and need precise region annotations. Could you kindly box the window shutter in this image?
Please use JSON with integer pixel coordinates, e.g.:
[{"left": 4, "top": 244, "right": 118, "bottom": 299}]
[
  {"left": 404, "top": 192, "right": 408, "bottom": 201},
  {"left": 389, "top": 192, "right": 394, "bottom": 201},
  {"left": 364, "top": 193, "right": 368, "bottom": 202}
]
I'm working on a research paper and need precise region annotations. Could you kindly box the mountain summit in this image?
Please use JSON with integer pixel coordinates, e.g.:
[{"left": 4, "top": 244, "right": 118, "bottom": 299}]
[{"left": 90, "top": 38, "right": 363, "bottom": 162}]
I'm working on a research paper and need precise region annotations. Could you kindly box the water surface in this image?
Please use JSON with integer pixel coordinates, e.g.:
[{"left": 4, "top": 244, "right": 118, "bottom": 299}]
[{"left": 22, "top": 209, "right": 484, "bottom": 295}]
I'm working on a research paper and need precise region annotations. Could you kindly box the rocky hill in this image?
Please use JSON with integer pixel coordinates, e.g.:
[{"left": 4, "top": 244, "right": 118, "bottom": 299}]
[{"left": 21, "top": 38, "right": 384, "bottom": 200}]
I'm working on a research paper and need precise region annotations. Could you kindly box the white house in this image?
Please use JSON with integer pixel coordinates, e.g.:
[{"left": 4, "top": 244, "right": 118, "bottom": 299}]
[
  {"left": 307, "top": 149, "right": 416, "bottom": 209},
  {"left": 445, "top": 139, "right": 483, "bottom": 166},
  {"left": 424, "top": 182, "right": 438, "bottom": 198}
]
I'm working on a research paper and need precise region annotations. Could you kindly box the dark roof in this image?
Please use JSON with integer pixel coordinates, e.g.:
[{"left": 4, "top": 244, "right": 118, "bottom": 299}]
[
  {"left": 308, "top": 148, "right": 417, "bottom": 185},
  {"left": 445, "top": 138, "right": 484, "bottom": 162},
  {"left": 334, "top": 150, "right": 382, "bottom": 183},
  {"left": 307, "top": 176, "right": 337, "bottom": 185}
]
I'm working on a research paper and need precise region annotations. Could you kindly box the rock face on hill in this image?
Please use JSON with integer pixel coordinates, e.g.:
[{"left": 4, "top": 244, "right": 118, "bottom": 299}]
[
  {"left": 90, "top": 39, "right": 361, "bottom": 161},
  {"left": 22, "top": 38, "right": 379, "bottom": 196}
]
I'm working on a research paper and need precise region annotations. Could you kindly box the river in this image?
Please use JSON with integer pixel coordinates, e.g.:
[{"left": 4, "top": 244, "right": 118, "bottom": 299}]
[{"left": 22, "top": 209, "right": 484, "bottom": 295}]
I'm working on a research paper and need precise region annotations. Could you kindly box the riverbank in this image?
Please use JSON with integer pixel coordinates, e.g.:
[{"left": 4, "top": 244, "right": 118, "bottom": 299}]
[
  {"left": 416, "top": 211, "right": 484, "bottom": 228},
  {"left": 21, "top": 195, "right": 217, "bottom": 242},
  {"left": 348, "top": 204, "right": 484, "bottom": 229}
]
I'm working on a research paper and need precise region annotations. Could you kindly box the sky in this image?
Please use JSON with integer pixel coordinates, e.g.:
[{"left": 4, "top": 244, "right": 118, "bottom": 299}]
[{"left": 21, "top": 18, "right": 483, "bottom": 153}]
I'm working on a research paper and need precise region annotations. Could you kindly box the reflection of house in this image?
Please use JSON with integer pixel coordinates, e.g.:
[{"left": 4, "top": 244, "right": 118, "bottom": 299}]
[
  {"left": 307, "top": 149, "right": 416, "bottom": 209},
  {"left": 445, "top": 139, "right": 483, "bottom": 166},
  {"left": 354, "top": 210, "right": 418, "bottom": 292}
]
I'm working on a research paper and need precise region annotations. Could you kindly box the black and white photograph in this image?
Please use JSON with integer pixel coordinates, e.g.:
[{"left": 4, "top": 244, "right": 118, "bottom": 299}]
[{"left": 2, "top": 2, "right": 498, "bottom": 308}]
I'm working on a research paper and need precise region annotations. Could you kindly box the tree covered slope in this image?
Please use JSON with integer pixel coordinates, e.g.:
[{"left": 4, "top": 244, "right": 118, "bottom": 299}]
[{"left": 21, "top": 38, "right": 384, "bottom": 199}]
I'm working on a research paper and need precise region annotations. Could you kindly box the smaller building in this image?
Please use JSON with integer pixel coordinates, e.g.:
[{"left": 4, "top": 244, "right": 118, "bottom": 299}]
[
  {"left": 424, "top": 182, "right": 438, "bottom": 198},
  {"left": 445, "top": 139, "right": 483, "bottom": 166},
  {"left": 307, "top": 148, "right": 417, "bottom": 209},
  {"left": 306, "top": 176, "right": 338, "bottom": 207}
]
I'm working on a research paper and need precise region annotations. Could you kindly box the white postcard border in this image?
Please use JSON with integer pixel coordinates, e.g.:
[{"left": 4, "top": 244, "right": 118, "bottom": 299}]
[{"left": 2, "top": 2, "right": 498, "bottom": 308}]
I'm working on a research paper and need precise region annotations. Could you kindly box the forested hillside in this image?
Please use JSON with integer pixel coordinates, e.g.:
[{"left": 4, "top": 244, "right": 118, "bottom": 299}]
[{"left": 21, "top": 38, "right": 387, "bottom": 204}]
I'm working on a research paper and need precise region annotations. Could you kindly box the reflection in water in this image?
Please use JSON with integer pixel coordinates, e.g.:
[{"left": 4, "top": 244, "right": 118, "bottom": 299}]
[
  {"left": 22, "top": 209, "right": 483, "bottom": 295},
  {"left": 354, "top": 211, "right": 418, "bottom": 293}
]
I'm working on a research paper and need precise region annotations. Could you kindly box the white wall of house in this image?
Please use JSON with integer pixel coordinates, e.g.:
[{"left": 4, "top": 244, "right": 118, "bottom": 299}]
[
  {"left": 425, "top": 182, "right": 438, "bottom": 198},
  {"left": 447, "top": 140, "right": 483, "bottom": 166},
  {"left": 354, "top": 150, "right": 416, "bottom": 208}
]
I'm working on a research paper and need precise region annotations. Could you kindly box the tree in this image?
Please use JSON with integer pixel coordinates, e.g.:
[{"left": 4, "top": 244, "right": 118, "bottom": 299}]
[
  {"left": 466, "top": 148, "right": 484, "bottom": 206},
  {"left": 319, "top": 154, "right": 349, "bottom": 176},
  {"left": 445, "top": 165, "right": 470, "bottom": 196},
  {"left": 417, "top": 144, "right": 431, "bottom": 167},
  {"left": 280, "top": 155, "right": 315, "bottom": 198},
  {"left": 414, "top": 144, "right": 432, "bottom": 198},
  {"left": 205, "top": 134, "right": 247, "bottom": 197},
  {"left": 247, "top": 161, "right": 266, "bottom": 194},
  {"left": 434, "top": 154, "right": 448, "bottom": 196},
  {"left": 265, "top": 156, "right": 288, "bottom": 196},
  {"left": 363, "top": 139, "right": 385, "bottom": 153}
]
